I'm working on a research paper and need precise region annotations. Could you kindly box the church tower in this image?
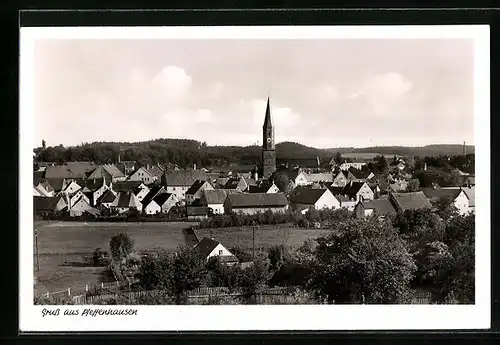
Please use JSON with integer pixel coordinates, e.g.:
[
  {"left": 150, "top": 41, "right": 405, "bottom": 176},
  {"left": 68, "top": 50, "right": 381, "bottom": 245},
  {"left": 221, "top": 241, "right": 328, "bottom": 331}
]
[{"left": 262, "top": 97, "right": 276, "bottom": 179}]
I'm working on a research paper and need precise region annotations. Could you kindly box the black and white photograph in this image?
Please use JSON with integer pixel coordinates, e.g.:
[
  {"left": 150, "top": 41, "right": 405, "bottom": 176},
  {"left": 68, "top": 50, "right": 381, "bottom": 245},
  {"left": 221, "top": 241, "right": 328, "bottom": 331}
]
[{"left": 20, "top": 25, "right": 490, "bottom": 331}]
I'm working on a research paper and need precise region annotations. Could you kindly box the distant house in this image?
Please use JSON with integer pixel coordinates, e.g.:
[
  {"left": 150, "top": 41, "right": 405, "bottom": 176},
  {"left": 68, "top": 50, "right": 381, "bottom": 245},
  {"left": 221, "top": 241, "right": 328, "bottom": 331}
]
[
  {"left": 223, "top": 176, "right": 249, "bottom": 192},
  {"left": 289, "top": 186, "right": 340, "bottom": 211},
  {"left": 389, "top": 158, "right": 406, "bottom": 171},
  {"left": 111, "top": 181, "right": 145, "bottom": 194},
  {"left": 461, "top": 186, "right": 475, "bottom": 213},
  {"left": 110, "top": 192, "right": 142, "bottom": 214},
  {"left": 128, "top": 167, "right": 158, "bottom": 185},
  {"left": 33, "top": 196, "right": 67, "bottom": 215},
  {"left": 88, "top": 165, "right": 127, "bottom": 182},
  {"left": 354, "top": 198, "right": 398, "bottom": 219},
  {"left": 186, "top": 180, "right": 214, "bottom": 205},
  {"left": 332, "top": 170, "right": 349, "bottom": 187},
  {"left": 79, "top": 178, "right": 109, "bottom": 206},
  {"left": 341, "top": 181, "right": 374, "bottom": 202},
  {"left": 224, "top": 193, "right": 288, "bottom": 215},
  {"left": 289, "top": 169, "right": 309, "bottom": 187},
  {"left": 144, "top": 192, "right": 178, "bottom": 215},
  {"left": 389, "top": 180, "right": 409, "bottom": 193},
  {"left": 194, "top": 237, "right": 239, "bottom": 265},
  {"left": 70, "top": 196, "right": 96, "bottom": 217},
  {"left": 163, "top": 170, "right": 209, "bottom": 200},
  {"left": 96, "top": 189, "right": 117, "bottom": 209},
  {"left": 304, "top": 172, "right": 334, "bottom": 185},
  {"left": 422, "top": 187, "right": 470, "bottom": 215},
  {"left": 336, "top": 195, "right": 357, "bottom": 211},
  {"left": 142, "top": 186, "right": 169, "bottom": 214},
  {"left": 66, "top": 189, "right": 90, "bottom": 209},
  {"left": 389, "top": 192, "right": 432, "bottom": 214},
  {"left": 33, "top": 181, "right": 55, "bottom": 197},
  {"left": 116, "top": 159, "right": 137, "bottom": 176},
  {"left": 339, "top": 162, "right": 366, "bottom": 171},
  {"left": 61, "top": 180, "right": 82, "bottom": 196},
  {"left": 346, "top": 168, "right": 375, "bottom": 183},
  {"left": 248, "top": 181, "right": 280, "bottom": 194},
  {"left": 44, "top": 161, "right": 97, "bottom": 179},
  {"left": 186, "top": 206, "right": 210, "bottom": 220},
  {"left": 200, "top": 189, "right": 240, "bottom": 215}
]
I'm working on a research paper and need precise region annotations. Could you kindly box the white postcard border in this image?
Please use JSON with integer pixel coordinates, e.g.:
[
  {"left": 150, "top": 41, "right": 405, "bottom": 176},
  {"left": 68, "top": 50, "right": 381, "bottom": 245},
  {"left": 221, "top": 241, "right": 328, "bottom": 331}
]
[{"left": 19, "top": 25, "right": 490, "bottom": 332}]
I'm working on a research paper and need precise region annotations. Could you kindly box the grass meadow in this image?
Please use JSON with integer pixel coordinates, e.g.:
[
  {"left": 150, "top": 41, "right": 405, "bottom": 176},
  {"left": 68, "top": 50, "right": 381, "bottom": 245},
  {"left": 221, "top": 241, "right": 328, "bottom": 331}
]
[{"left": 33, "top": 221, "right": 197, "bottom": 295}]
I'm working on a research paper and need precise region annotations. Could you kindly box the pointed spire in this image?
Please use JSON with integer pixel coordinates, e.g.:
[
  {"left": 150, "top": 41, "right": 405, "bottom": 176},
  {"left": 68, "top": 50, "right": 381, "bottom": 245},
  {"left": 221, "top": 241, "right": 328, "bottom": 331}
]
[{"left": 263, "top": 96, "right": 272, "bottom": 128}]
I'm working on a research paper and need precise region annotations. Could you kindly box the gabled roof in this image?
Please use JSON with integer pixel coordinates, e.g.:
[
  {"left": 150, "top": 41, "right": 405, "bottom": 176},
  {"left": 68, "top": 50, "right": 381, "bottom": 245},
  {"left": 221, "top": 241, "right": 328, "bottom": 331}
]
[
  {"left": 289, "top": 186, "right": 329, "bottom": 205},
  {"left": 203, "top": 189, "right": 240, "bottom": 204},
  {"left": 45, "top": 162, "right": 96, "bottom": 179},
  {"left": 358, "top": 199, "right": 398, "bottom": 216},
  {"left": 304, "top": 173, "right": 333, "bottom": 183},
  {"left": 147, "top": 165, "right": 165, "bottom": 178},
  {"left": 39, "top": 181, "right": 55, "bottom": 193},
  {"left": 421, "top": 188, "right": 464, "bottom": 201},
  {"left": 186, "top": 206, "right": 209, "bottom": 216},
  {"left": 327, "top": 185, "right": 345, "bottom": 195},
  {"left": 45, "top": 178, "right": 66, "bottom": 192},
  {"left": 97, "top": 189, "right": 117, "bottom": 204},
  {"left": 342, "top": 181, "right": 368, "bottom": 198},
  {"left": 87, "top": 166, "right": 111, "bottom": 180},
  {"left": 164, "top": 170, "right": 208, "bottom": 186},
  {"left": 226, "top": 193, "right": 288, "bottom": 208},
  {"left": 81, "top": 178, "right": 106, "bottom": 192},
  {"left": 112, "top": 180, "right": 143, "bottom": 192},
  {"left": 111, "top": 192, "right": 137, "bottom": 208},
  {"left": 142, "top": 185, "right": 166, "bottom": 207},
  {"left": 186, "top": 180, "right": 209, "bottom": 195},
  {"left": 223, "top": 177, "right": 247, "bottom": 190},
  {"left": 347, "top": 167, "right": 372, "bottom": 180},
  {"left": 390, "top": 192, "right": 432, "bottom": 212},
  {"left": 103, "top": 164, "right": 126, "bottom": 178},
  {"left": 194, "top": 237, "right": 221, "bottom": 258},
  {"left": 33, "top": 196, "right": 65, "bottom": 211},
  {"left": 153, "top": 193, "right": 173, "bottom": 207},
  {"left": 461, "top": 186, "right": 475, "bottom": 207}
]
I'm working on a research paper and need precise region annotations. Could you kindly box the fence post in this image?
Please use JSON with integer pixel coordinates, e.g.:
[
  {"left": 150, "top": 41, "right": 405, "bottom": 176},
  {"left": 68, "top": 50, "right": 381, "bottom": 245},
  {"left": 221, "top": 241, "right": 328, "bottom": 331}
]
[
  {"left": 85, "top": 284, "right": 88, "bottom": 293},
  {"left": 101, "top": 282, "right": 104, "bottom": 288},
  {"left": 67, "top": 288, "right": 71, "bottom": 296},
  {"left": 46, "top": 292, "right": 49, "bottom": 298},
  {"left": 117, "top": 281, "right": 119, "bottom": 287}
]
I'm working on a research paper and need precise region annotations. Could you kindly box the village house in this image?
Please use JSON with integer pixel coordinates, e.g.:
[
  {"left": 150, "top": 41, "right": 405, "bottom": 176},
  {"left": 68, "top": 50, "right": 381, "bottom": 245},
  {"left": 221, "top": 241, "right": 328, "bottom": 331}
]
[
  {"left": 389, "top": 191, "right": 432, "bottom": 214},
  {"left": 186, "top": 206, "right": 210, "bottom": 220},
  {"left": 341, "top": 181, "right": 374, "bottom": 202},
  {"left": 223, "top": 176, "right": 249, "bottom": 192},
  {"left": 422, "top": 187, "right": 470, "bottom": 215},
  {"left": 144, "top": 192, "right": 178, "bottom": 215},
  {"left": 110, "top": 192, "right": 142, "bottom": 214},
  {"left": 461, "top": 186, "right": 475, "bottom": 213},
  {"left": 65, "top": 189, "right": 90, "bottom": 209},
  {"left": 336, "top": 195, "right": 357, "bottom": 211},
  {"left": 303, "top": 172, "right": 334, "bottom": 185},
  {"left": 44, "top": 161, "right": 97, "bottom": 179},
  {"left": 200, "top": 189, "right": 240, "bottom": 215},
  {"left": 33, "top": 181, "right": 55, "bottom": 197},
  {"left": 224, "top": 193, "right": 289, "bottom": 215},
  {"left": 33, "top": 196, "right": 67, "bottom": 216},
  {"left": 162, "top": 170, "right": 209, "bottom": 200},
  {"left": 133, "top": 184, "right": 151, "bottom": 204},
  {"left": 248, "top": 180, "right": 280, "bottom": 194},
  {"left": 111, "top": 181, "right": 145, "bottom": 194},
  {"left": 69, "top": 195, "right": 97, "bottom": 217},
  {"left": 389, "top": 157, "right": 406, "bottom": 171},
  {"left": 194, "top": 237, "right": 239, "bottom": 266},
  {"left": 354, "top": 198, "right": 398, "bottom": 220},
  {"left": 289, "top": 169, "right": 309, "bottom": 187},
  {"left": 332, "top": 170, "right": 349, "bottom": 187},
  {"left": 61, "top": 179, "right": 83, "bottom": 196},
  {"left": 96, "top": 189, "right": 117, "bottom": 209},
  {"left": 185, "top": 180, "right": 214, "bottom": 205},
  {"left": 141, "top": 185, "right": 169, "bottom": 214},
  {"left": 128, "top": 166, "right": 159, "bottom": 185},
  {"left": 339, "top": 162, "right": 367, "bottom": 171},
  {"left": 346, "top": 168, "right": 375, "bottom": 183},
  {"left": 289, "top": 186, "right": 340, "bottom": 211},
  {"left": 79, "top": 178, "right": 110, "bottom": 206},
  {"left": 87, "top": 164, "right": 127, "bottom": 182}
]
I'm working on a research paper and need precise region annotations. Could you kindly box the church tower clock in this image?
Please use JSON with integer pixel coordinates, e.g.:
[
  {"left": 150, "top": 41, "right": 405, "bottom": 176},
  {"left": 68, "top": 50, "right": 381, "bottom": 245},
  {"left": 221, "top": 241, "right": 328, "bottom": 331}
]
[{"left": 262, "top": 97, "right": 276, "bottom": 179}]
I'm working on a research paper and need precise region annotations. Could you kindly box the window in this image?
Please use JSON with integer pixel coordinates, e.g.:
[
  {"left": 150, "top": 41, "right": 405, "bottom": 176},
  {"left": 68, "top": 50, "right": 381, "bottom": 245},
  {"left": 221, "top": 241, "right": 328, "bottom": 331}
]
[{"left": 218, "top": 250, "right": 223, "bottom": 255}]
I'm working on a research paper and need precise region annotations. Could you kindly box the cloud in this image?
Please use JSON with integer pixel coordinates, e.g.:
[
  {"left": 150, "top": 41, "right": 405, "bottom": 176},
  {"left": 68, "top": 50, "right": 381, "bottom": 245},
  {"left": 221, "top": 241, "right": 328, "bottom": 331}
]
[
  {"left": 208, "top": 82, "right": 223, "bottom": 99},
  {"left": 150, "top": 65, "right": 193, "bottom": 104},
  {"left": 353, "top": 72, "right": 413, "bottom": 116}
]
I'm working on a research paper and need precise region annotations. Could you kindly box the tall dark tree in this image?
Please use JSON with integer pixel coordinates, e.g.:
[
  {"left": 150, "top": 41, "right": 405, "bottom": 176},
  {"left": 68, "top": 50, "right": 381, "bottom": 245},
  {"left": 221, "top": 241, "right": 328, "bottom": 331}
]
[
  {"left": 109, "top": 233, "right": 135, "bottom": 262},
  {"left": 41, "top": 139, "right": 46, "bottom": 149}
]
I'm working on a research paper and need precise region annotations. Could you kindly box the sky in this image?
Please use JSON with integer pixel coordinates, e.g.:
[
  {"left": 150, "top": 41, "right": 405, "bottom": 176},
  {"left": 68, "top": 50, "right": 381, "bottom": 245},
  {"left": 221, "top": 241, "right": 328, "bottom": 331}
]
[{"left": 33, "top": 38, "right": 475, "bottom": 148}]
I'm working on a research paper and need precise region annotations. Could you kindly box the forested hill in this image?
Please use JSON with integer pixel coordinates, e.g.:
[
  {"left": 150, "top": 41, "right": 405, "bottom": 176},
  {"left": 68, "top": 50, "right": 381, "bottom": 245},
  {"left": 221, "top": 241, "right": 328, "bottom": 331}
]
[{"left": 33, "top": 138, "right": 475, "bottom": 168}]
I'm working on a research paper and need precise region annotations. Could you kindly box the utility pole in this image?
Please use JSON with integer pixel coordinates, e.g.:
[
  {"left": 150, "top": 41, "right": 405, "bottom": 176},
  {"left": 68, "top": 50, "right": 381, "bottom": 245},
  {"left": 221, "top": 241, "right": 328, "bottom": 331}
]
[
  {"left": 34, "top": 229, "right": 40, "bottom": 272},
  {"left": 252, "top": 223, "right": 256, "bottom": 261}
]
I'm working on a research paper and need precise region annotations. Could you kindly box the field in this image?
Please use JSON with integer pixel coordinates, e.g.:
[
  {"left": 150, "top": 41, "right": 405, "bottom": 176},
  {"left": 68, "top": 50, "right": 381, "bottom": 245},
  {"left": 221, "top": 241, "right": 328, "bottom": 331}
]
[
  {"left": 341, "top": 152, "right": 402, "bottom": 160},
  {"left": 194, "top": 225, "right": 330, "bottom": 251},
  {"left": 33, "top": 221, "right": 197, "bottom": 295}
]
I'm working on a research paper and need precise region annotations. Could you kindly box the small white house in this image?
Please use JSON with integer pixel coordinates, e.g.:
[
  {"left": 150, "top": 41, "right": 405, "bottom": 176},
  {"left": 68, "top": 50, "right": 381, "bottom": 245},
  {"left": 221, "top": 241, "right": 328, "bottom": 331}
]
[
  {"left": 185, "top": 180, "right": 214, "bottom": 205},
  {"left": 289, "top": 169, "right": 309, "bottom": 187},
  {"left": 289, "top": 186, "right": 341, "bottom": 211},
  {"left": 134, "top": 185, "right": 151, "bottom": 203},
  {"left": 194, "top": 237, "right": 239, "bottom": 266},
  {"left": 422, "top": 187, "right": 471, "bottom": 216},
  {"left": 201, "top": 189, "right": 231, "bottom": 214}
]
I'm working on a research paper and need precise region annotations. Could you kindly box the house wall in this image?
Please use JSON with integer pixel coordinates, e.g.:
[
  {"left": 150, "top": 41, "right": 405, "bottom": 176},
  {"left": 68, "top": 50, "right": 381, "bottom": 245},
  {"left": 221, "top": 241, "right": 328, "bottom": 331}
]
[
  {"left": 144, "top": 201, "right": 161, "bottom": 215},
  {"left": 294, "top": 173, "right": 309, "bottom": 187},
  {"left": 356, "top": 184, "right": 375, "bottom": 202},
  {"left": 208, "top": 203, "right": 225, "bottom": 215},
  {"left": 70, "top": 198, "right": 92, "bottom": 216},
  {"left": 161, "top": 195, "right": 178, "bottom": 214},
  {"left": 69, "top": 191, "right": 89, "bottom": 208},
  {"left": 55, "top": 198, "right": 67, "bottom": 212},
  {"left": 64, "top": 181, "right": 81, "bottom": 195},
  {"left": 129, "top": 168, "right": 156, "bottom": 185},
  {"left": 186, "top": 182, "right": 214, "bottom": 204},
  {"left": 454, "top": 192, "right": 470, "bottom": 215},
  {"left": 340, "top": 200, "right": 356, "bottom": 211},
  {"left": 166, "top": 185, "right": 190, "bottom": 200},
  {"left": 340, "top": 162, "right": 366, "bottom": 170},
  {"left": 332, "top": 173, "right": 348, "bottom": 187},
  {"left": 130, "top": 194, "right": 142, "bottom": 210},
  {"left": 207, "top": 243, "right": 233, "bottom": 259},
  {"left": 135, "top": 186, "right": 151, "bottom": 203},
  {"left": 314, "top": 190, "right": 341, "bottom": 209},
  {"left": 91, "top": 185, "right": 108, "bottom": 206},
  {"left": 226, "top": 205, "right": 288, "bottom": 215},
  {"left": 267, "top": 184, "right": 280, "bottom": 194}
]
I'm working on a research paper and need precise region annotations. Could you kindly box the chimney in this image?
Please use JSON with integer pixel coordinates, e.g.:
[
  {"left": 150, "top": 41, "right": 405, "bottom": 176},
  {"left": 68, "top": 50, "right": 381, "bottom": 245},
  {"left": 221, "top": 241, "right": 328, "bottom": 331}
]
[
  {"left": 118, "top": 153, "right": 121, "bottom": 164},
  {"left": 463, "top": 141, "right": 466, "bottom": 156},
  {"left": 194, "top": 163, "right": 196, "bottom": 170},
  {"left": 424, "top": 162, "right": 427, "bottom": 171}
]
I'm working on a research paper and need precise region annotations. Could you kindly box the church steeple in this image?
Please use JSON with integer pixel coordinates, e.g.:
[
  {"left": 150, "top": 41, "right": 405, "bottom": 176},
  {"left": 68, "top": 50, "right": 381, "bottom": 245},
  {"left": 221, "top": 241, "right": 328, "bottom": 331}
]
[
  {"left": 263, "top": 97, "right": 272, "bottom": 129},
  {"left": 261, "top": 96, "right": 276, "bottom": 179}
]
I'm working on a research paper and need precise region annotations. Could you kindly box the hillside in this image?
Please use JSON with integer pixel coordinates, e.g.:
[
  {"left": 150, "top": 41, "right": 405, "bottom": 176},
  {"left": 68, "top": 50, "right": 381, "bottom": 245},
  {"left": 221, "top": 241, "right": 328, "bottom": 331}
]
[{"left": 33, "top": 138, "right": 475, "bottom": 168}]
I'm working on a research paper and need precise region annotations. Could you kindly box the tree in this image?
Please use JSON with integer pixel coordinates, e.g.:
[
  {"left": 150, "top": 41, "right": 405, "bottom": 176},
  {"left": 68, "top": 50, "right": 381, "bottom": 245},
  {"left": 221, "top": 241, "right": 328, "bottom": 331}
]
[
  {"left": 240, "top": 259, "right": 272, "bottom": 299},
  {"left": 433, "top": 195, "right": 459, "bottom": 221},
  {"left": 271, "top": 168, "right": 292, "bottom": 194},
  {"left": 308, "top": 218, "right": 417, "bottom": 304},
  {"left": 268, "top": 245, "right": 286, "bottom": 272},
  {"left": 42, "top": 139, "right": 46, "bottom": 149},
  {"left": 406, "top": 178, "right": 420, "bottom": 192},
  {"left": 171, "top": 245, "right": 208, "bottom": 303},
  {"left": 334, "top": 152, "right": 343, "bottom": 165},
  {"left": 109, "top": 233, "right": 135, "bottom": 262}
]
